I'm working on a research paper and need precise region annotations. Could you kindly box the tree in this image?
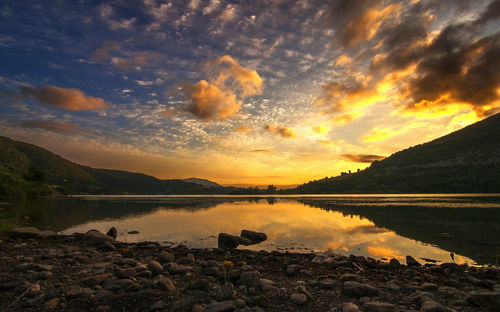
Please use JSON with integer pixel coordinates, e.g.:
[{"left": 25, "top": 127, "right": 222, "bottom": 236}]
[{"left": 24, "top": 164, "right": 46, "bottom": 182}]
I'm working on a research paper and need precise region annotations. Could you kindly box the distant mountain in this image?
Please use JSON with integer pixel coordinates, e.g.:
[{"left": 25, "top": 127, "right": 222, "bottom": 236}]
[
  {"left": 0, "top": 136, "right": 234, "bottom": 197},
  {"left": 182, "top": 178, "right": 222, "bottom": 188},
  {"left": 294, "top": 112, "right": 500, "bottom": 193}
]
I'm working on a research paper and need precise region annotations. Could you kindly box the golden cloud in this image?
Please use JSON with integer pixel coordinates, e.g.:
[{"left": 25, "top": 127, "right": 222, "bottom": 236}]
[
  {"left": 20, "top": 86, "right": 110, "bottom": 111},
  {"left": 20, "top": 120, "right": 84, "bottom": 134},
  {"left": 333, "top": 112, "right": 361, "bottom": 126},
  {"left": 250, "top": 149, "right": 274, "bottom": 154},
  {"left": 235, "top": 125, "right": 253, "bottom": 133},
  {"left": 342, "top": 153, "right": 386, "bottom": 163},
  {"left": 184, "top": 55, "right": 263, "bottom": 121},
  {"left": 264, "top": 125, "right": 295, "bottom": 138},
  {"left": 312, "top": 124, "right": 330, "bottom": 134},
  {"left": 184, "top": 80, "right": 241, "bottom": 121}
]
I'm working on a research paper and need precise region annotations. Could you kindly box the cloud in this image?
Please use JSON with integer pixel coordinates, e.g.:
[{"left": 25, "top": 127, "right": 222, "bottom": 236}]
[
  {"left": 333, "top": 112, "right": 361, "bottom": 126},
  {"left": 183, "top": 80, "right": 241, "bottom": 121},
  {"left": 184, "top": 55, "right": 263, "bottom": 121},
  {"left": 317, "top": 139, "right": 337, "bottom": 146},
  {"left": 20, "top": 86, "right": 110, "bottom": 111},
  {"left": 250, "top": 149, "right": 274, "bottom": 154},
  {"left": 346, "top": 224, "right": 389, "bottom": 235},
  {"left": 265, "top": 125, "right": 295, "bottom": 138},
  {"left": 235, "top": 125, "right": 253, "bottom": 133},
  {"left": 162, "top": 107, "right": 176, "bottom": 118},
  {"left": 312, "top": 124, "right": 330, "bottom": 134},
  {"left": 20, "top": 120, "right": 84, "bottom": 134},
  {"left": 111, "top": 52, "right": 163, "bottom": 71},
  {"left": 92, "top": 41, "right": 120, "bottom": 62},
  {"left": 342, "top": 153, "right": 386, "bottom": 163}
]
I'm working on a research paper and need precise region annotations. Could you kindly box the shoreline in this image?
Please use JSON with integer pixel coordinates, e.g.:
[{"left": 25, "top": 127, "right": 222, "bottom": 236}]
[{"left": 1, "top": 228, "right": 499, "bottom": 311}]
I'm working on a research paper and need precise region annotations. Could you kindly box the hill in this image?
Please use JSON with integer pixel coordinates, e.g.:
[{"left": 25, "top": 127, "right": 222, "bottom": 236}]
[
  {"left": 294, "top": 112, "right": 500, "bottom": 193},
  {"left": 0, "top": 136, "right": 230, "bottom": 198},
  {"left": 182, "top": 178, "right": 222, "bottom": 188}
]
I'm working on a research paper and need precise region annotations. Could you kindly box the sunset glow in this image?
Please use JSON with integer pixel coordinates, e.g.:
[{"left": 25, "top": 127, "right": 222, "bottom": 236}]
[{"left": 1, "top": 0, "right": 499, "bottom": 186}]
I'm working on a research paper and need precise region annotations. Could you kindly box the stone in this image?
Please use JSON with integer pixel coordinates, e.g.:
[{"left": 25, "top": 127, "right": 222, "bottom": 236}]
[
  {"left": 466, "top": 291, "right": 500, "bottom": 311},
  {"left": 151, "top": 300, "right": 167, "bottom": 311},
  {"left": 420, "top": 300, "right": 449, "bottom": 312},
  {"left": 186, "top": 253, "right": 195, "bottom": 264},
  {"left": 237, "top": 271, "right": 260, "bottom": 287},
  {"left": 440, "top": 263, "right": 461, "bottom": 272},
  {"left": 106, "top": 227, "right": 117, "bottom": 239},
  {"left": 159, "top": 251, "right": 174, "bottom": 263},
  {"left": 147, "top": 260, "right": 164, "bottom": 276},
  {"left": 44, "top": 298, "right": 59, "bottom": 310},
  {"left": 204, "top": 300, "right": 236, "bottom": 312},
  {"left": 406, "top": 255, "right": 421, "bottom": 267},
  {"left": 114, "top": 267, "right": 136, "bottom": 279},
  {"left": 98, "top": 242, "right": 116, "bottom": 252},
  {"left": 38, "top": 230, "right": 57, "bottom": 238},
  {"left": 157, "top": 277, "right": 176, "bottom": 291},
  {"left": 8, "top": 227, "right": 39, "bottom": 238},
  {"left": 82, "top": 230, "right": 114, "bottom": 245},
  {"left": 218, "top": 233, "right": 252, "bottom": 248},
  {"left": 362, "top": 284, "right": 379, "bottom": 297},
  {"left": 389, "top": 258, "right": 400, "bottom": 269},
  {"left": 184, "top": 278, "right": 210, "bottom": 292},
  {"left": 217, "top": 282, "right": 235, "bottom": 300},
  {"left": 81, "top": 274, "right": 111, "bottom": 286},
  {"left": 240, "top": 230, "right": 267, "bottom": 244},
  {"left": 297, "top": 285, "right": 313, "bottom": 299},
  {"left": 421, "top": 282, "right": 438, "bottom": 292},
  {"left": 128, "top": 230, "right": 139, "bottom": 234},
  {"left": 343, "top": 281, "right": 365, "bottom": 298},
  {"left": 169, "top": 297, "right": 196, "bottom": 312},
  {"left": 290, "top": 293, "right": 307, "bottom": 305},
  {"left": 318, "top": 278, "right": 338, "bottom": 289},
  {"left": 136, "top": 270, "right": 153, "bottom": 279},
  {"left": 342, "top": 302, "right": 361, "bottom": 312},
  {"left": 103, "top": 279, "right": 134, "bottom": 291},
  {"left": 363, "top": 301, "right": 398, "bottom": 312},
  {"left": 429, "top": 265, "right": 444, "bottom": 274}
]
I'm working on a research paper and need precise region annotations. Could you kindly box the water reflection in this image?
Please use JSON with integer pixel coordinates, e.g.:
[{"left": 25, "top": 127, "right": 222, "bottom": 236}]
[{"left": 3, "top": 195, "right": 499, "bottom": 265}]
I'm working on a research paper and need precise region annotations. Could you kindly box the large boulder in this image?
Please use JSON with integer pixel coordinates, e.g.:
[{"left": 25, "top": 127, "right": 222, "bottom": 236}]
[
  {"left": 8, "top": 227, "right": 40, "bottom": 238},
  {"left": 218, "top": 233, "right": 251, "bottom": 249},
  {"left": 106, "top": 227, "right": 117, "bottom": 239},
  {"left": 240, "top": 230, "right": 267, "bottom": 244},
  {"left": 82, "top": 229, "right": 114, "bottom": 245}
]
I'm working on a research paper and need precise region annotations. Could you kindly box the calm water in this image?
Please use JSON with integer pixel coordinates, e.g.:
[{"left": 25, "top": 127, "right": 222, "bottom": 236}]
[{"left": 2, "top": 195, "right": 500, "bottom": 266}]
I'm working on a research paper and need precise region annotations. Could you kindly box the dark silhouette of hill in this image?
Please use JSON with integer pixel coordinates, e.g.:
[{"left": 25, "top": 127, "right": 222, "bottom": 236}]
[
  {"left": 0, "top": 136, "right": 233, "bottom": 196},
  {"left": 294, "top": 112, "right": 500, "bottom": 193}
]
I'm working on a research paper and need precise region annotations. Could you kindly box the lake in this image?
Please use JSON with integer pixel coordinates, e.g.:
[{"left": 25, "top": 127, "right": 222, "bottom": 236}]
[{"left": 2, "top": 194, "right": 500, "bottom": 266}]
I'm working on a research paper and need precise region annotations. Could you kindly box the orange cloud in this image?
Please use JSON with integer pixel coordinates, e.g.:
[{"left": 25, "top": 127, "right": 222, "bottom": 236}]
[
  {"left": 317, "top": 139, "right": 337, "bottom": 146},
  {"left": 235, "top": 125, "right": 253, "bottom": 133},
  {"left": 20, "top": 86, "right": 110, "bottom": 111},
  {"left": 20, "top": 120, "right": 84, "bottom": 134},
  {"left": 111, "top": 52, "right": 162, "bottom": 71},
  {"left": 342, "top": 154, "right": 386, "bottom": 163},
  {"left": 183, "top": 80, "right": 241, "bottom": 121},
  {"left": 265, "top": 125, "right": 295, "bottom": 138},
  {"left": 334, "top": 54, "right": 353, "bottom": 67},
  {"left": 250, "top": 149, "right": 274, "bottom": 154},
  {"left": 312, "top": 124, "right": 330, "bottom": 134},
  {"left": 333, "top": 112, "right": 361, "bottom": 125},
  {"left": 184, "top": 55, "right": 262, "bottom": 121},
  {"left": 367, "top": 246, "right": 399, "bottom": 259}
]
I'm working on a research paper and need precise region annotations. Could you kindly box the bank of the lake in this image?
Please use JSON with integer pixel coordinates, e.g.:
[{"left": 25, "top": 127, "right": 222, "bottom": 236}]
[{"left": 1, "top": 228, "right": 499, "bottom": 312}]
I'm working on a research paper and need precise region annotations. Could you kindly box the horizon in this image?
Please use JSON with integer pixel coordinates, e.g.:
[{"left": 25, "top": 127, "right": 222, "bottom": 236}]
[{"left": 1, "top": 1, "right": 499, "bottom": 185}]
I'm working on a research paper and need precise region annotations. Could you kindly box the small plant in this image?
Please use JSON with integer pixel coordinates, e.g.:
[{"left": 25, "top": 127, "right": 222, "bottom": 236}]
[{"left": 223, "top": 260, "right": 233, "bottom": 281}]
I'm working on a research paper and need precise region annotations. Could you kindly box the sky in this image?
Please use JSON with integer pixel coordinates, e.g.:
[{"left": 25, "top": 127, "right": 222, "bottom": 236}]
[{"left": 1, "top": 0, "right": 499, "bottom": 187}]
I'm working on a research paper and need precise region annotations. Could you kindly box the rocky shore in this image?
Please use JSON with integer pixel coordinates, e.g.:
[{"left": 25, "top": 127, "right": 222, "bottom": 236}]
[{"left": 0, "top": 228, "right": 499, "bottom": 312}]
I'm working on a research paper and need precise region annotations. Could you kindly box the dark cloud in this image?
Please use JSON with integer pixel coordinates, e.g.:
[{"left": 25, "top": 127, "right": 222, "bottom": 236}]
[
  {"left": 92, "top": 40, "right": 120, "bottom": 62},
  {"left": 250, "top": 149, "right": 274, "bottom": 154},
  {"left": 20, "top": 86, "right": 110, "bottom": 111},
  {"left": 264, "top": 125, "right": 295, "bottom": 138},
  {"left": 20, "top": 120, "right": 84, "bottom": 134},
  {"left": 342, "top": 154, "right": 386, "bottom": 163}
]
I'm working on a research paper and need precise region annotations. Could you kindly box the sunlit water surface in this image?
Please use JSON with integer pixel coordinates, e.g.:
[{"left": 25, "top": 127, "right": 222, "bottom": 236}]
[{"left": 3, "top": 195, "right": 500, "bottom": 266}]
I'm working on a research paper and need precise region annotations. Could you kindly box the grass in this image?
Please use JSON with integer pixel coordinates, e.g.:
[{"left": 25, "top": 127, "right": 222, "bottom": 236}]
[{"left": 0, "top": 222, "right": 16, "bottom": 232}]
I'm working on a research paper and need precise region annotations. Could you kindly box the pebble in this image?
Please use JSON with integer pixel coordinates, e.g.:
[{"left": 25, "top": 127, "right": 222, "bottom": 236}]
[
  {"left": 363, "top": 301, "right": 398, "bottom": 312},
  {"left": 290, "top": 293, "right": 308, "bottom": 305},
  {"left": 147, "top": 260, "right": 163, "bottom": 276}
]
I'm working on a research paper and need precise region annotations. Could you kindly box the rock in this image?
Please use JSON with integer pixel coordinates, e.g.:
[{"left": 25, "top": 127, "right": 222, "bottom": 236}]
[
  {"left": 81, "top": 274, "right": 111, "bottom": 286},
  {"left": 342, "top": 302, "right": 361, "bottom": 312},
  {"left": 363, "top": 301, "right": 398, "bottom": 312},
  {"left": 421, "top": 282, "right": 438, "bottom": 292},
  {"left": 406, "top": 255, "right": 421, "bottom": 267},
  {"left": 136, "top": 270, "right": 153, "bottom": 278},
  {"left": 157, "top": 278, "right": 176, "bottom": 291},
  {"left": 169, "top": 297, "right": 196, "bottom": 312},
  {"left": 93, "top": 290, "right": 112, "bottom": 301},
  {"left": 151, "top": 300, "right": 167, "bottom": 311},
  {"left": 8, "top": 227, "right": 39, "bottom": 238},
  {"left": 363, "top": 284, "right": 379, "bottom": 297},
  {"left": 429, "top": 265, "right": 444, "bottom": 274},
  {"left": 217, "top": 282, "right": 235, "bottom": 300},
  {"left": 159, "top": 251, "right": 174, "bottom": 263},
  {"left": 128, "top": 230, "right": 139, "bottom": 234},
  {"left": 82, "top": 230, "right": 114, "bottom": 245},
  {"left": 218, "top": 233, "right": 251, "bottom": 248},
  {"left": 290, "top": 293, "right": 307, "bottom": 305},
  {"left": 44, "top": 297, "right": 59, "bottom": 310},
  {"left": 103, "top": 279, "right": 134, "bottom": 291},
  {"left": 106, "top": 227, "right": 117, "bottom": 239},
  {"left": 420, "top": 300, "right": 449, "bottom": 312},
  {"left": 114, "top": 267, "right": 136, "bottom": 279},
  {"left": 204, "top": 300, "right": 236, "bottom": 312},
  {"left": 186, "top": 253, "right": 195, "bottom": 264},
  {"left": 318, "top": 278, "right": 338, "bottom": 289},
  {"left": 466, "top": 291, "right": 500, "bottom": 311},
  {"left": 440, "top": 263, "right": 461, "bottom": 272},
  {"left": 297, "top": 285, "right": 313, "bottom": 299},
  {"left": 237, "top": 271, "right": 260, "bottom": 287},
  {"left": 38, "top": 230, "right": 57, "bottom": 238},
  {"left": 240, "top": 230, "right": 267, "bottom": 244},
  {"left": 343, "top": 281, "right": 365, "bottom": 298},
  {"left": 98, "top": 242, "right": 116, "bottom": 251},
  {"left": 147, "top": 260, "right": 164, "bottom": 276},
  {"left": 0, "top": 281, "right": 20, "bottom": 290},
  {"left": 184, "top": 279, "right": 210, "bottom": 292},
  {"left": 389, "top": 258, "right": 400, "bottom": 269}
]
